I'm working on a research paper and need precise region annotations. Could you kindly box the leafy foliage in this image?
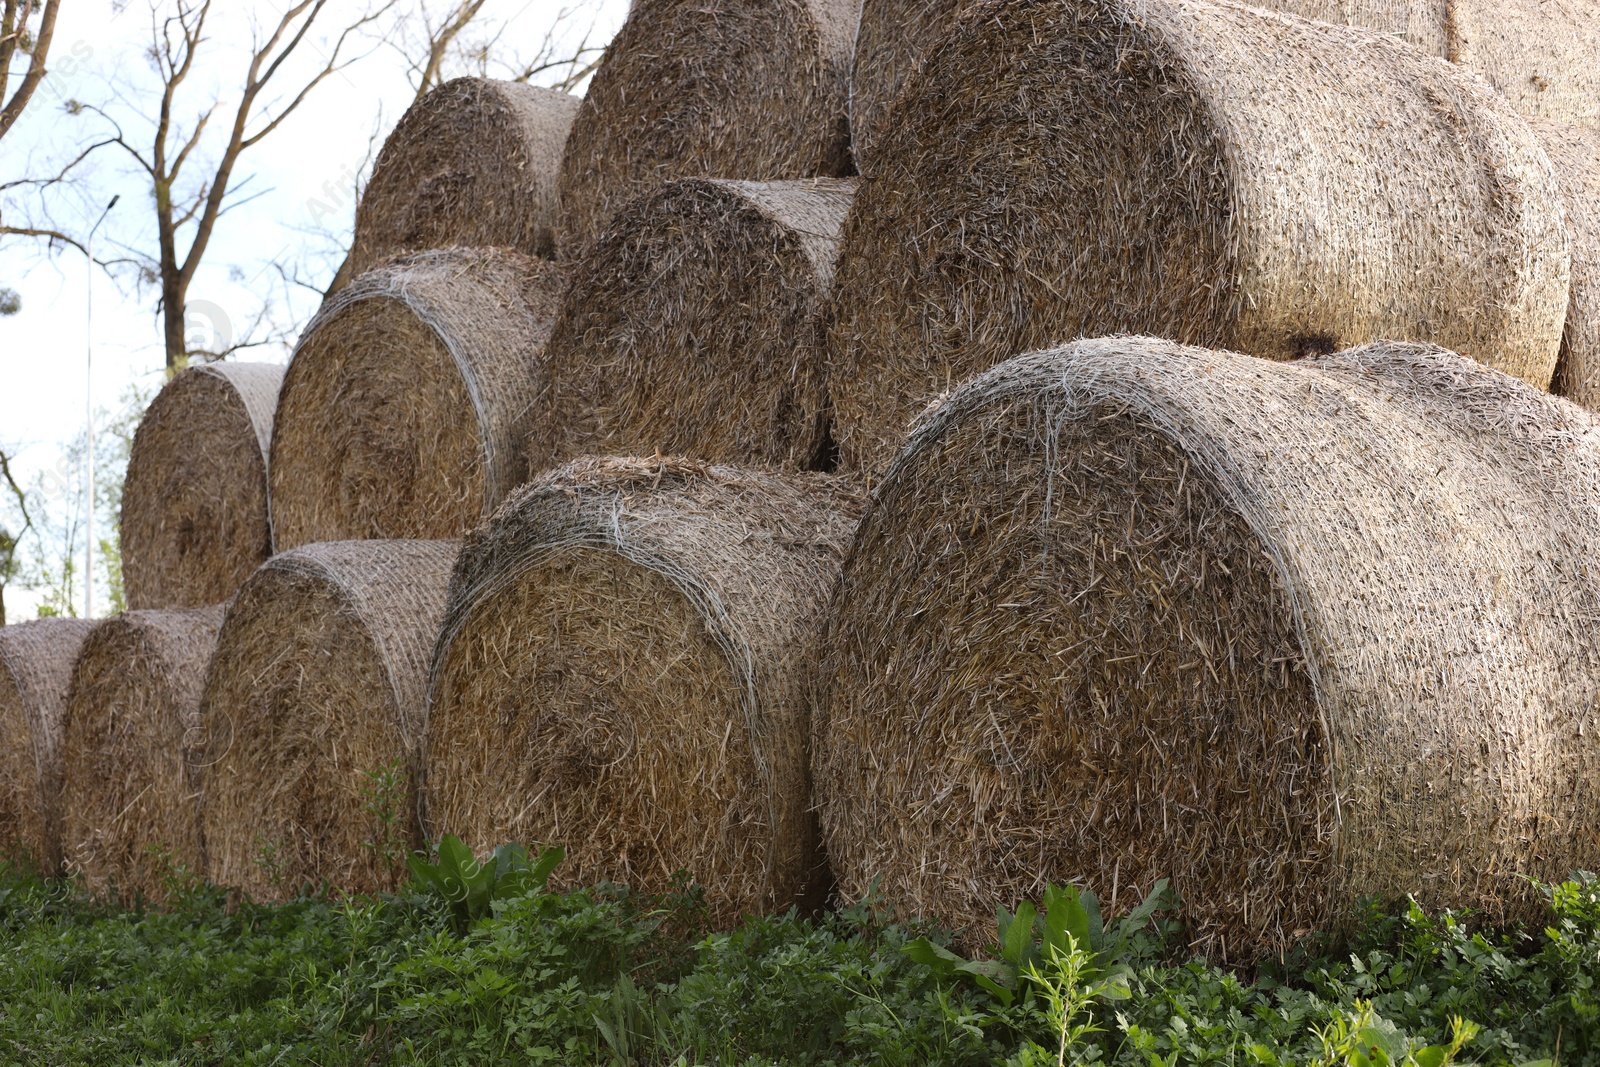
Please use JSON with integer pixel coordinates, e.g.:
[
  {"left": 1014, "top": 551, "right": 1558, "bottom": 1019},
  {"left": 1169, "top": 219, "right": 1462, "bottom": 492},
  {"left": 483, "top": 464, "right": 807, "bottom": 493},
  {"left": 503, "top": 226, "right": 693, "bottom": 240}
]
[{"left": 406, "top": 834, "right": 565, "bottom": 934}]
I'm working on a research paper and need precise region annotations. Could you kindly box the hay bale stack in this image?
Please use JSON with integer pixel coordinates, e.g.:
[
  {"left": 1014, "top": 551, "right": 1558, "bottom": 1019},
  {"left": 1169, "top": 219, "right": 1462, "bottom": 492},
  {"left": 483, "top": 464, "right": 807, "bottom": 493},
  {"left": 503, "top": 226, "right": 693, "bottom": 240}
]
[
  {"left": 554, "top": 0, "right": 856, "bottom": 255},
  {"left": 815, "top": 335, "right": 1600, "bottom": 962},
  {"left": 1536, "top": 122, "right": 1600, "bottom": 409},
  {"left": 343, "top": 78, "right": 580, "bottom": 282},
  {"left": 59, "top": 605, "right": 226, "bottom": 899},
  {"left": 534, "top": 178, "right": 855, "bottom": 473},
  {"left": 270, "top": 249, "right": 562, "bottom": 551},
  {"left": 122, "top": 362, "right": 282, "bottom": 610},
  {"left": 829, "top": 0, "right": 1570, "bottom": 472},
  {"left": 426, "top": 457, "right": 862, "bottom": 922},
  {"left": 199, "top": 540, "right": 456, "bottom": 898},
  {"left": 0, "top": 619, "right": 95, "bottom": 871}
]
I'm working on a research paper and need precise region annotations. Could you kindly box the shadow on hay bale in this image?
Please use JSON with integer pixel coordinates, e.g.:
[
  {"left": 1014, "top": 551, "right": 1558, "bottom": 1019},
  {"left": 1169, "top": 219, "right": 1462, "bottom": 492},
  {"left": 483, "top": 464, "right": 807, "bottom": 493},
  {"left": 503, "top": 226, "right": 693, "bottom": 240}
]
[
  {"left": 533, "top": 178, "right": 855, "bottom": 474},
  {"left": 270, "top": 248, "right": 563, "bottom": 552},
  {"left": 554, "top": 0, "right": 857, "bottom": 256},
  {"left": 0, "top": 619, "right": 95, "bottom": 873},
  {"left": 122, "top": 362, "right": 282, "bottom": 611},
  {"left": 198, "top": 540, "right": 457, "bottom": 899},
  {"left": 425, "top": 456, "right": 862, "bottom": 923},
  {"left": 336, "top": 78, "right": 579, "bottom": 289},
  {"left": 60, "top": 605, "right": 225, "bottom": 901},
  {"left": 814, "top": 335, "right": 1600, "bottom": 964},
  {"left": 828, "top": 0, "right": 1571, "bottom": 473},
  {"left": 1536, "top": 122, "right": 1600, "bottom": 410}
]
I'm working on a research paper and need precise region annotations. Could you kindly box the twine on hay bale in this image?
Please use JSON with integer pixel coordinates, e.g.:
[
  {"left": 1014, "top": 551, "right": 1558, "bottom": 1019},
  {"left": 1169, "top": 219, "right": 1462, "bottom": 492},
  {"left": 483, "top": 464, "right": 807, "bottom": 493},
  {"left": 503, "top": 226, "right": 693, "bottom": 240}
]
[
  {"left": 1536, "top": 122, "right": 1600, "bottom": 409},
  {"left": 533, "top": 178, "right": 856, "bottom": 473},
  {"left": 554, "top": 0, "right": 857, "bottom": 256},
  {"left": 122, "top": 362, "right": 282, "bottom": 610},
  {"left": 814, "top": 335, "right": 1600, "bottom": 963},
  {"left": 198, "top": 539, "right": 457, "bottom": 898},
  {"left": 340, "top": 78, "right": 580, "bottom": 286},
  {"left": 425, "top": 456, "right": 862, "bottom": 922},
  {"left": 59, "top": 605, "right": 226, "bottom": 900},
  {"left": 270, "top": 248, "right": 563, "bottom": 551},
  {"left": 828, "top": 0, "right": 1571, "bottom": 473},
  {"left": 0, "top": 619, "right": 95, "bottom": 872}
]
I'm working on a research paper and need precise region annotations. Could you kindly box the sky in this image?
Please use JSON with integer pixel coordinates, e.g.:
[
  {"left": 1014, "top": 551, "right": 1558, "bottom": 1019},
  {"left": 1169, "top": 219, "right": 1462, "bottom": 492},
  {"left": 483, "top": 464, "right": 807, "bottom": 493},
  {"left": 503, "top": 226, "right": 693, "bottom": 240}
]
[{"left": 0, "top": 0, "right": 629, "bottom": 619}]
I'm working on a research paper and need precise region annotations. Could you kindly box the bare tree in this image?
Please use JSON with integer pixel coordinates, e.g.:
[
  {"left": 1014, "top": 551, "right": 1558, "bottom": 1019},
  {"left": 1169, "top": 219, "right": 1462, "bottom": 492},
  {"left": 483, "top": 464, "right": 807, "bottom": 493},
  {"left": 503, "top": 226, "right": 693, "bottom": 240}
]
[
  {"left": 0, "top": 447, "right": 33, "bottom": 626},
  {"left": 391, "top": 0, "right": 604, "bottom": 102},
  {"left": 0, "top": 0, "right": 62, "bottom": 143}
]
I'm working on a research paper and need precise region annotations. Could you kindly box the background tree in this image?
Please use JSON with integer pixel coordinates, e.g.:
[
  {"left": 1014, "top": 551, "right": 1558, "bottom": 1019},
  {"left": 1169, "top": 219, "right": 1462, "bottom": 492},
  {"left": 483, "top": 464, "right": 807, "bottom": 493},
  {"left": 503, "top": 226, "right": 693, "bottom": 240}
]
[{"left": 0, "top": 447, "right": 33, "bottom": 626}]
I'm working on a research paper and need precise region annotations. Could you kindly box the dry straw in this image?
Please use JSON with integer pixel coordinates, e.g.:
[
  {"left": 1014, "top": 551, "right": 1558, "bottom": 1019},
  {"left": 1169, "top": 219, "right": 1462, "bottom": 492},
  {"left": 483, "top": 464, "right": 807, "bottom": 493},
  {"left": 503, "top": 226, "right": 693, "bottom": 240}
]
[
  {"left": 849, "top": 0, "right": 1600, "bottom": 176},
  {"left": 341, "top": 78, "right": 580, "bottom": 285},
  {"left": 122, "top": 362, "right": 282, "bottom": 610},
  {"left": 59, "top": 605, "right": 226, "bottom": 900},
  {"left": 199, "top": 539, "right": 456, "bottom": 898},
  {"left": 270, "top": 248, "right": 563, "bottom": 551},
  {"left": 426, "top": 456, "right": 862, "bottom": 923},
  {"left": 829, "top": 0, "right": 1571, "bottom": 472},
  {"left": 554, "top": 0, "right": 857, "bottom": 255},
  {"left": 0, "top": 619, "right": 95, "bottom": 872},
  {"left": 1536, "top": 122, "right": 1600, "bottom": 409},
  {"left": 534, "top": 178, "right": 856, "bottom": 473},
  {"left": 815, "top": 335, "right": 1600, "bottom": 963}
]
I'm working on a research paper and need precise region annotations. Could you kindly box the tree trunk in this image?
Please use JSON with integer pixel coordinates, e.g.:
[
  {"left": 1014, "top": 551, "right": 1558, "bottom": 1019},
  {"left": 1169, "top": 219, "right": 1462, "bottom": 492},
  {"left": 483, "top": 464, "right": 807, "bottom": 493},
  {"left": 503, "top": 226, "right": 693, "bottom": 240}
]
[{"left": 162, "top": 275, "right": 186, "bottom": 373}]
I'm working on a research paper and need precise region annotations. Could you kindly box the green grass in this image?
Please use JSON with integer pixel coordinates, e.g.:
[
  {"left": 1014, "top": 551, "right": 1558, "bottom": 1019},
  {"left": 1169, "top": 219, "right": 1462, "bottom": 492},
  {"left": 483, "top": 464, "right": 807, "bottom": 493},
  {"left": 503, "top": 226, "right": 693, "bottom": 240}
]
[{"left": 1, "top": 855, "right": 1597, "bottom": 1065}]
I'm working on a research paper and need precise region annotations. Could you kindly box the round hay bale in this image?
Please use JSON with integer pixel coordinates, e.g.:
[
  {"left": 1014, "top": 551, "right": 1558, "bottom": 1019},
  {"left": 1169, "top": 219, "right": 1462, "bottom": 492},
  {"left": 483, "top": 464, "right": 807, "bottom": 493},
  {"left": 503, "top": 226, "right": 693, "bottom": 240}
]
[
  {"left": 533, "top": 178, "right": 856, "bottom": 473},
  {"left": 123, "top": 362, "right": 282, "bottom": 610},
  {"left": 1536, "top": 122, "right": 1600, "bottom": 409},
  {"left": 343, "top": 78, "right": 580, "bottom": 283},
  {"left": 270, "top": 248, "right": 563, "bottom": 552},
  {"left": 554, "top": 0, "right": 857, "bottom": 255},
  {"left": 426, "top": 457, "right": 862, "bottom": 922},
  {"left": 0, "top": 618, "right": 95, "bottom": 872},
  {"left": 59, "top": 605, "right": 226, "bottom": 900},
  {"left": 829, "top": 0, "right": 1571, "bottom": 473},
  {"left": 199, "top": 539, "right": 457, "bottom": 898},
  {"left": 815, "top": 335, "right": 1600, "bottom": 962}
]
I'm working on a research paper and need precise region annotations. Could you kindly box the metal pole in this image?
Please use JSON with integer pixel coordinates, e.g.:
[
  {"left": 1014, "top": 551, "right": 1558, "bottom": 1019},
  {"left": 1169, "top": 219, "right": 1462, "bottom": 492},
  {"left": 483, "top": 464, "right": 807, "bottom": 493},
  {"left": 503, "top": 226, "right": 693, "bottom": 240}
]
[{"left": 83, "top": 195, "right": 118, "bottom": 619}]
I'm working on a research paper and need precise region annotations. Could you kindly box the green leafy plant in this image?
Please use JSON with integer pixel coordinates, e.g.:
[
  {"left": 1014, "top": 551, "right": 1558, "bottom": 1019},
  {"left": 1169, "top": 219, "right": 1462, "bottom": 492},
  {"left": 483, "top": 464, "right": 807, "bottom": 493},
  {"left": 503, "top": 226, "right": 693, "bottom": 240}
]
[
  {"left": 405, "top": 835, "right": 563, "bottom": 933},
  {"left": 360, "top": 761, "right": 409, "bottom": 872}
]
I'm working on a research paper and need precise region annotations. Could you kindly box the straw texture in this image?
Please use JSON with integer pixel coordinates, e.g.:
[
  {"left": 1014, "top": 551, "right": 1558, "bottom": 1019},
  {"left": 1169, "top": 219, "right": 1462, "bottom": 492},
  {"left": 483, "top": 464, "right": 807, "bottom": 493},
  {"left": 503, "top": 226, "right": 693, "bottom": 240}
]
[
  {"left": 815, "top": 335, "right": 1600, "bottom": 962},
  {"left": 60, "top": 606, "right": 226, "bottom": 900},
  {"left": 344, "top": 78, "right": 580, "bottom": 281},
  {"left": 426, "top": 457, "right": 862, "bottom": 923},
  {"left": 199, "top": 540, "right": 457, "bottom": 898},
  {"left": 554, "top": 0, "right": 857, "bottom": 255},
  {"left": 122, "top": 362, "right": 282, "bottom": 610},
  {"left": 534, "top": 178, "right": 855, "bottom": 473},
  {"left": 0, "top": 619, "right": 95, "bottom": 871},
  {"left": 1537, "top": 122, "right": 1600, "bottom": 410},
  {"left": 829, "top": 0, "right": 1571, "bottom": 472},
  {"left": 270, "top": 248, "right": 563, "bottom": 551}
]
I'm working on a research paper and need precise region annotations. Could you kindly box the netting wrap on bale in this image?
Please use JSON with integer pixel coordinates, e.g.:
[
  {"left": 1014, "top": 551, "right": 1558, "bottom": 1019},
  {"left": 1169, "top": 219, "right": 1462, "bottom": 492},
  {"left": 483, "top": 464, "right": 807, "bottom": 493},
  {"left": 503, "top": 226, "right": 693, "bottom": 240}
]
[
  {"left": 123, "top": 362, "right": 282, "bottom": 610},
  {"left": 815, "top": 335, "right": 1600, "bottom": 962},
  {"left": 0, "top": 619, "right": 95, "bottom": 871},
  {"left": 1536, "top": 122, "right": 1600, "bottom": 410},
  {"left": 829, "top": 0, "right": 1571, "bottom": 472},
  {"left": 60, "top": 605, "right": 226, "bottom": 900},
  {"left": 343, "top": 78, "right": 580, "bottom": 282},
  {"left": 426, "top": 457, "right": 862, "bottom": 922},
  {"left": 554, "top": 0, "right": 857, "bottom": 254},
  {"left": 533, "top": 178, "right": 856, "bottom": 473},
  {"left": 199, "top": 540, "right": 457, "bottom": 897},
  {"left": 270, "top": 248, "right": 563, "bottom": 551}
]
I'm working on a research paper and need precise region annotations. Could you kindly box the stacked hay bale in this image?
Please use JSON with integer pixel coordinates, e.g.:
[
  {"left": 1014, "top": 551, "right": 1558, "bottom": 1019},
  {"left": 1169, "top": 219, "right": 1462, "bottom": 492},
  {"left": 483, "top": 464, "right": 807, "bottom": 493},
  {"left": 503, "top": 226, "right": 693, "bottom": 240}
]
[
  {"left": 122, "top": 362, "right": 282, "bottom": 610},
  {"left": 1535, "top": 122, "right": 1600, "bottom": 409},
  {"left": 0, "top": 619, "right": 95, "bottom": 871},
  {"left": 270, "top": 248, "right": 563, "bottom": 550},
  {"left": 828, "top": 0, "right": 1571, "bottom": 471},
  {"left": 199, "top": 539, "right": 455, "bottom": 898},
  {"left": 814, "top": 336, "right": 1600, "bottom": 962},
  {"left": 555, "top": 0, "right": 857, "bottom": 255},
  {"left": 339, "top": 78, "right": 580, "bottom": 288},
  {"left": 533, "top": 178, "right": 855, "bottom": 473},
  {"left": 426, "top": 457, "right": 861, "bottom": 922},
  {"left": 59, "top": 605, "right": 226, "bottom": 899}
]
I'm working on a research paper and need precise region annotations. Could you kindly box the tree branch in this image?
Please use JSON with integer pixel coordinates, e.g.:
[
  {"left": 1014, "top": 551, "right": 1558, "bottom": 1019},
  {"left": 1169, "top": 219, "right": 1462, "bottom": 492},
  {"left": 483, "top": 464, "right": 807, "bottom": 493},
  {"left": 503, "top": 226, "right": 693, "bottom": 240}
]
[{"left": 0, "top": 0, "right": 59, "bottom": 142}]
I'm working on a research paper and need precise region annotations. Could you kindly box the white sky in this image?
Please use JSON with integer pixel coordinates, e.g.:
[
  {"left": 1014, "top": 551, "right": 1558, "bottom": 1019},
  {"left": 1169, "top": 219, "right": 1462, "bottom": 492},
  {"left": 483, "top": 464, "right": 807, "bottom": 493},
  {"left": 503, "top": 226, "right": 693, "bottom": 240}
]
[{"left": 0, "top": 0, "right": 627, "bottom": 618}]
